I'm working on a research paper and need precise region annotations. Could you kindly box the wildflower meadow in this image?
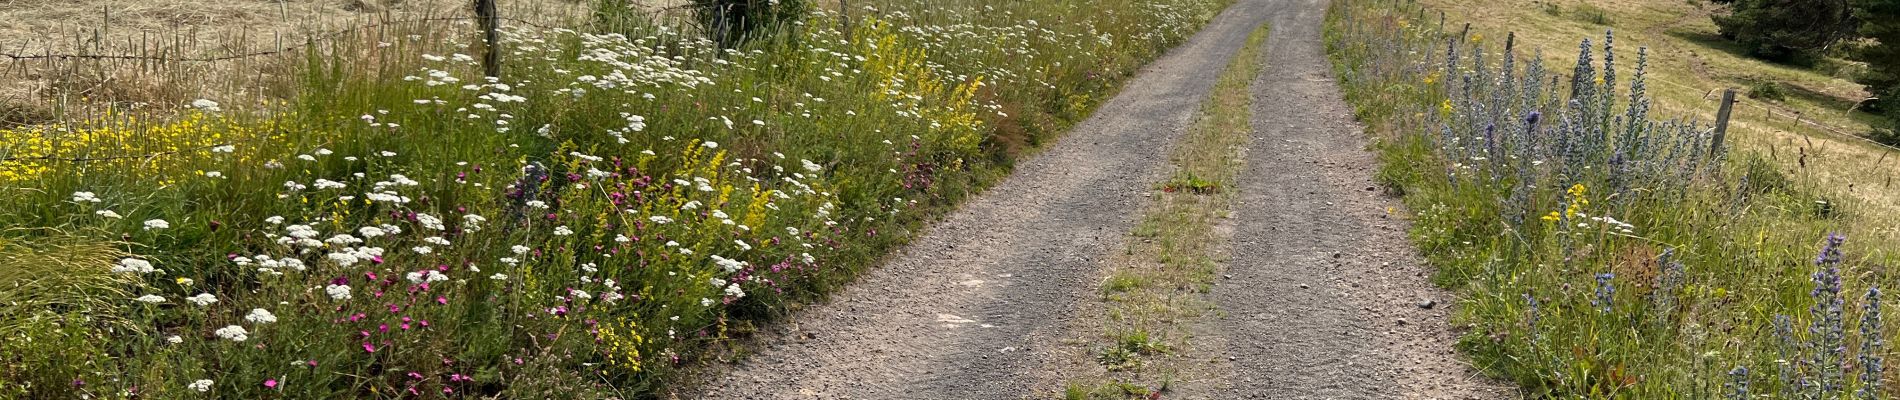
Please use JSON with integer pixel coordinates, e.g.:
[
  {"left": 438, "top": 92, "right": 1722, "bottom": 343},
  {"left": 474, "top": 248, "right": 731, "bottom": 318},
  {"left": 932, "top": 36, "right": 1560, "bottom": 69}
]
[
  {"left": 1327, "top": 0, "right": 1900, "bottom": 397},
  {"left": 0, "top": 0, "right": 1227, "bottom": 398}
]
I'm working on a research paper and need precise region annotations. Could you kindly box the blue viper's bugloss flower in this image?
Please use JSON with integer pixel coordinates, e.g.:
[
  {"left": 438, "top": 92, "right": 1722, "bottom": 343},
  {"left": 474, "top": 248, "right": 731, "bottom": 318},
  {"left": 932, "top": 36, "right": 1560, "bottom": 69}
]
[
  {"left": 1810, "top": 233, "right": 1847, "bottom": 397},
  {"left": 1524, "top": 292, "right": 1541, "bottom": 337},
  {"left": 1858, "top": 287, "right": 1884, "bottom": 400},
  {"left": 1592, "top": 272, "right": 1615, "bottom": 313},
  {"left": 1726, "top": 367, "right": 1749, "bottom": 400},
  {"left": 1652, "top": 249, "right": 1685, "bottom": 324},
  {"left": 1776, "top": 314, "right": 1805, "bottom": 398}
]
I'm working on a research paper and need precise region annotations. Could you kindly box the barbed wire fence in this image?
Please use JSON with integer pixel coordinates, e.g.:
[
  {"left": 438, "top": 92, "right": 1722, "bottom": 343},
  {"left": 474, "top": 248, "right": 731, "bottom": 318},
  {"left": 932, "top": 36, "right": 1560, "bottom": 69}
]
[
  {"left": 0, "top": 0, "right": 867, "bottom": 165},
  {"left": 0, "top": 0, "right": 851, "bottom": 64}
]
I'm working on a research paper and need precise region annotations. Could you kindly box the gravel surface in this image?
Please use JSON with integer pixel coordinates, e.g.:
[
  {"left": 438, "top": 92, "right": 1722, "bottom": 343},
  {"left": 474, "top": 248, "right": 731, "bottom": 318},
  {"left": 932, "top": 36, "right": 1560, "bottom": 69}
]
[
  {"left": 695, "top": 0, "right": 1512, "bottom": 398},
  {"left": 1205, "top": 0, "right": 1510, "bottom": 397},
  {"left": 695, "top": 2, "right": 1272, "bottom": 398}
]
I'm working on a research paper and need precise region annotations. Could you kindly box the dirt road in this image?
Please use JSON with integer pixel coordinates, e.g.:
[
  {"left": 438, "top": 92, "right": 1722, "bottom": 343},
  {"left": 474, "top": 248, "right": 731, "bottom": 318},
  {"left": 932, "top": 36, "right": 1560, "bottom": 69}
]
[
  {"left": 1202, "top": 0, "right": 1505, "bottom": 397},
  {"left": 696, "top": 0, "right": 1507, "bottom": 398}
]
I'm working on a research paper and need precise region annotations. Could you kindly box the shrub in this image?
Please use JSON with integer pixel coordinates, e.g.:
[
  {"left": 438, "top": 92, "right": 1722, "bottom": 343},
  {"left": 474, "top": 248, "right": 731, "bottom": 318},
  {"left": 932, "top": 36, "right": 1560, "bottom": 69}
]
[
  {"left": 690, "top": 0, "right": 809, "bottom": 48},
  {"left": 1747, "top": 80, "right": 1788, "bottom": 101},
  {"left": 1569, "top": 3, "right": 1612, "bottom": 25},
  {"left": 1711, "top": 0, "right": 1857, "bottom": 62}
]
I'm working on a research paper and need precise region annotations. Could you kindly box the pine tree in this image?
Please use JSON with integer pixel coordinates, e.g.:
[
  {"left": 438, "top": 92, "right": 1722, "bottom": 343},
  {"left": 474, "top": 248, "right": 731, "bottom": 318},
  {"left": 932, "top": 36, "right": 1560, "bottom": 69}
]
[{"left": 1712, "top": 0, "right": 1860, "bottom": 61}]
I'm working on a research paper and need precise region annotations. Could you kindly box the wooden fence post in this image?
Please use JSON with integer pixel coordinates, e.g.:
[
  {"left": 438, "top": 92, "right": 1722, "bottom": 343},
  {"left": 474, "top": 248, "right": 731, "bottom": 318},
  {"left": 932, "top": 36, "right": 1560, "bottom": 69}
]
[
  {"left": 1711, "top": 88, "right": 1736, "bottom": 157},
  {"left": 475, "top": 0, "right": 501, "bottom": 78}
]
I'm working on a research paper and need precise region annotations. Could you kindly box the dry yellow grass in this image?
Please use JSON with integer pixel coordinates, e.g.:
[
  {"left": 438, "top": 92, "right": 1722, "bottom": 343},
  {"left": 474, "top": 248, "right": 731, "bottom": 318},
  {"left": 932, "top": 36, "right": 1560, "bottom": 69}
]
[
  {"left": 0, "top": 0, "right": 643, "bottom": 124},
  {"left": 0, "top": 0, "right": 600, "bottom": 54},
  {"left": 1420, "top": 0, "right": 1900, "bottom": 244}
]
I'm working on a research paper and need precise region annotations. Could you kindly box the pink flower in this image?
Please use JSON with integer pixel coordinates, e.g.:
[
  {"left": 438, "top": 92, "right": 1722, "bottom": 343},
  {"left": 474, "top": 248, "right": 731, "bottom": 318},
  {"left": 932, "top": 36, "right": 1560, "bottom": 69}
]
[
  {"left": 436, "top": 296, "right": 448, "bottom": 305},
  {"left": 264, "top": 379, "right": 278, "bottom": 389},
  {"left": 363, "top": 342, "right": 377, "bottom": 353}
]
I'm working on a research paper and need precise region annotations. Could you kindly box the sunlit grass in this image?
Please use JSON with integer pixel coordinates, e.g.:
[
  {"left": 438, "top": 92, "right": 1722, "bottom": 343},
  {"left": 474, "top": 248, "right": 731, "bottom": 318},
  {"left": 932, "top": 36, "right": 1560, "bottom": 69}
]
[
  {"left": 0, "top": 0, "right": 1229, "bottom": 397},
  {"left": 1327, "top": 0, "right": 1900, "bottom": 397}
]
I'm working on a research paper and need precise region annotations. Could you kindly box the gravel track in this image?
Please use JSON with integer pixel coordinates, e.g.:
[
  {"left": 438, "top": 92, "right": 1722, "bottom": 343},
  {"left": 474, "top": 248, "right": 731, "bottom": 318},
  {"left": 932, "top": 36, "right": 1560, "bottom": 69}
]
[
  {"left": 695, "top": 0, "right": 1510, "bottom": 398},
  {"left": 1206, "top": 0, "right": 1509, "bottom": 397},
  {"left": 696, "top": 2, "right": 1275, "bottom": 398}
]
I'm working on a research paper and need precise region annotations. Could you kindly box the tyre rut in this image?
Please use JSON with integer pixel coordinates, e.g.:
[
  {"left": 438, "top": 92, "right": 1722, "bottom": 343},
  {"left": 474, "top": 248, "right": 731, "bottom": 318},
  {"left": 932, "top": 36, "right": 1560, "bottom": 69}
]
[
  {"left": 694, "top": 1, "right": 1281, "bottom": 398},
  {"left": 1207, "top": 0, "right": 1508, "bottom": 397}
]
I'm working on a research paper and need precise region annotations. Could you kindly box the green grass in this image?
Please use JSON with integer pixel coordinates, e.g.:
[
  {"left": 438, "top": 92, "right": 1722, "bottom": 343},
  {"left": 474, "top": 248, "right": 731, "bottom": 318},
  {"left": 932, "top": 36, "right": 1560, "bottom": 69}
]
[
  {"left": 1064, "top": 21, "right": 1268, "bottom": 399},
  {"left": 0, "top": 0, "right": 1231, "bottom": 397},
  {"left": 1413, "top": 0, "right": 1900, "bottom": 223},
  {"left": 1327, "top": 0, "right": 1900, "bottom": 397}
]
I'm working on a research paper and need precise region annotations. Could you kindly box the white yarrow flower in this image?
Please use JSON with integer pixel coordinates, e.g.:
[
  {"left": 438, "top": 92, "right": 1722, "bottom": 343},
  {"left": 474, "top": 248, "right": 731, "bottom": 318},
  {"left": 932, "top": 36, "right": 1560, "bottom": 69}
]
[
  {"left": 245, "top": 308, "right": 278, "bottom": 324},
  {"left": 326, "top": 284, "right": 353, "bottom": 301},
  {"left": 186, "top": 293, "right": 218, "bottom": 307},
  {"left": 213, "top": 325, "right": 249, "bottom": 342},
  {"left": 190, "top": 99, "right": 222, "bottom": 112},
  {"left": 143, "top": 219, "right": 171, "bottom": 230},
  {"left": 114, "top": 258, "right": 156, "bottom": 274},
  {"left": 188, "top": 379, "right": 214, "bottom": 392}
]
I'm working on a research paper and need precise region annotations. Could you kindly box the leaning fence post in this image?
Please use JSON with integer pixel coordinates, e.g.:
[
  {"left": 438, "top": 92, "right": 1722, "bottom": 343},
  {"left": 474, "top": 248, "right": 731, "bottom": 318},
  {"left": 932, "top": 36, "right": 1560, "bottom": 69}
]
[
  {"left": 475, "top": 0, "right": 501, "bottom": 78},
  {"left": 1711, "top": 88, "right": 1737, "bottom": 157}
]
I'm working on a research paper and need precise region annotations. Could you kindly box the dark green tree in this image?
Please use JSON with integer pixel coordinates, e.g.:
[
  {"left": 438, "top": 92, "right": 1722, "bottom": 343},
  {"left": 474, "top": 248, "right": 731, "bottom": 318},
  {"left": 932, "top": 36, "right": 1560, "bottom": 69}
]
[
  {"left": 1852, "top": 0, "right": 1900, "bottom": 114},
  {"left": 1711, "top": 0, "right": 1860, "bottom": 61},
  {"left": 694, "top": 0, "right": 809, "bottom": 48},
  {"left": 1846, "top": 0, "right": 1898, "bottom": 144}
]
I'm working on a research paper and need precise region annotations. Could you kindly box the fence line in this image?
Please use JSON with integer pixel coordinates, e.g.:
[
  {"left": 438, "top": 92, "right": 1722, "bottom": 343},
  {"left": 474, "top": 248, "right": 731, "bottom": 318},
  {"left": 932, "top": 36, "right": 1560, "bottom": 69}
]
[
  {"left": 1524, "top": 48, "right": 1894, "bottom": 155},
  {"left": 0, "top": 1, "right": 847, "bottom": 64},
  {"left": 0, "top": 16, "right": 564, "bottom": 63}
]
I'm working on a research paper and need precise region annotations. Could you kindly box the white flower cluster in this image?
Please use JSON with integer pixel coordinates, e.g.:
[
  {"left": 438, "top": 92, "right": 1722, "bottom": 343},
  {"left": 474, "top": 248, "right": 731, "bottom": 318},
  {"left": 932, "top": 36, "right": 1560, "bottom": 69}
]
[
  {"left": 326, "top": 284, "right": 353, "bottom": 301},
  {"left": 214, "top": 325, "right": 248, "bottom": 342},
  {"left": 245, "top": 308, "right": 278, "bottom": 324},
  {"left": 114, "top": 258, "right": 157, "bottom": 274}
]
